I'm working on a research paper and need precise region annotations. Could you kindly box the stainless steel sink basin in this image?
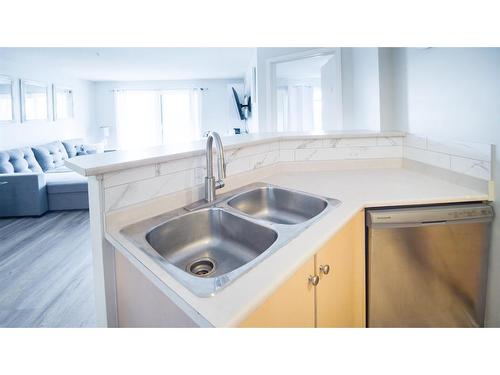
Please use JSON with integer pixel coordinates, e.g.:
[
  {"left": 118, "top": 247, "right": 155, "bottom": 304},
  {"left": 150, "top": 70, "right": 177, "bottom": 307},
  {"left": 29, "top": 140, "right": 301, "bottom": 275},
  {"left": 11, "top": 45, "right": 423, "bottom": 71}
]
[
  {"left": 227, "top": 186, "right": 328, "bottom": 224},
  {"left": 120, "top": 182, "right": 341, "bottom": 297},
  {"left": 146, "top": 208, "right": 278, "bottom": 278}
]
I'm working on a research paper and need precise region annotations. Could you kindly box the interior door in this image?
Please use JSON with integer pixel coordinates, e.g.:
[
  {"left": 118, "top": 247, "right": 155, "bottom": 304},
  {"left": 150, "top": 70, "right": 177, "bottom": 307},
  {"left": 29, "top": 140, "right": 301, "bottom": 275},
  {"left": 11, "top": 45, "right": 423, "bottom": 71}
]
[{"left": 315, "top": 211, "right": 366, "bottom": 327}]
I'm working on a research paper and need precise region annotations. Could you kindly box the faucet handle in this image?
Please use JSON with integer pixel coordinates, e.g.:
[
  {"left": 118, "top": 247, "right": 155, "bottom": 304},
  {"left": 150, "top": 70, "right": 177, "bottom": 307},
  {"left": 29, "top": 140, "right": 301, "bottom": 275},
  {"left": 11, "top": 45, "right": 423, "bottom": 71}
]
[{"left": 215, "top": 180, "right": 225, "bottom": 189}]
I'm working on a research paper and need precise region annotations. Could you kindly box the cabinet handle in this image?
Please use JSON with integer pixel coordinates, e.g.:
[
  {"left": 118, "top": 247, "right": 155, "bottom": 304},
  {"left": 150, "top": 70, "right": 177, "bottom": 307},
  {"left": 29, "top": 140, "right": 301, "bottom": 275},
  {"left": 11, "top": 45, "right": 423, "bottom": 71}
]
[
  {"left": 308, "top": 275, "right": 320, "bottom": 286},
  {"left": 319, "top": 264, "right": 331, "bottom": 275}
]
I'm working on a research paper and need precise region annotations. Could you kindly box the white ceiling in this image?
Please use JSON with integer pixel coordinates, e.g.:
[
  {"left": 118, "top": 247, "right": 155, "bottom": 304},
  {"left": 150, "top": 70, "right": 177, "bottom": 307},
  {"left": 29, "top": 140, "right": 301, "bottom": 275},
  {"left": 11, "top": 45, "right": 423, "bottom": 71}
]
[
  {"left": 0, "top": 48, "right": 255, "bottom": 81},
  {"left": 276, "top": 54, "right": 334, "bottom": 80}
]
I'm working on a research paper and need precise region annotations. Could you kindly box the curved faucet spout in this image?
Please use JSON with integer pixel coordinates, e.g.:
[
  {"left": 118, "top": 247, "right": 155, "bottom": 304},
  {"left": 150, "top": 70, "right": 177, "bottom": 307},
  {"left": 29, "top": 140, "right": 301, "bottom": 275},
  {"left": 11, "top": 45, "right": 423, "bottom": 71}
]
[{"left": 205, "top": 131, "right": 226, "bottom": 202}]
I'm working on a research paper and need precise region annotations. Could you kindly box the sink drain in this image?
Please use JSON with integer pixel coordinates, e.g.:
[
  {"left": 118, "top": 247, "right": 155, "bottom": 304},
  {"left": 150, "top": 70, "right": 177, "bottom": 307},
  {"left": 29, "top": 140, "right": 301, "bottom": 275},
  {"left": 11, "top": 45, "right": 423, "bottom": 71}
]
[{"left": 187, "top": 258, "right": 216, "bottom": 277}]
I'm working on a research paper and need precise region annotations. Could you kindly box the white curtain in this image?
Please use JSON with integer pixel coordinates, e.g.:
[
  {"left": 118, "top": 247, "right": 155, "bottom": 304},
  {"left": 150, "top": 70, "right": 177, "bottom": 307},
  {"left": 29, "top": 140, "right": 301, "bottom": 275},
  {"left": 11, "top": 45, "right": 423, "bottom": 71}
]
[
  {"left": 114, "top": 88, "right": 202, "bottom": 150},
  {"left": 276, "top": 87, "right": 288, "bottom": 132},
  {"left": 287, "top": 85, "right": 314, "bottom": 132},
  {"left": 276, "top": 85, "right": 315, "bottom": 132},
  {"left": 161, "top": 89, "right": 202, "bottom": 144},
  {"left": 114, "top": 90, "right": 162, "bottom": 150},
  {"left": 312, "top": 86, "right": 323, "bottom": 131}
]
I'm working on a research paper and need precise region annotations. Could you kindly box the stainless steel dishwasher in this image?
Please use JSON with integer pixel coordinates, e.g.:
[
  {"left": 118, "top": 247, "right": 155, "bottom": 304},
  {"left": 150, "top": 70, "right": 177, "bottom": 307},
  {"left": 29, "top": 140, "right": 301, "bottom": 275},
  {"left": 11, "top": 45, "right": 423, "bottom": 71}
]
[{"left": 366, "top": 203, "right": 493, "bottom": 327}]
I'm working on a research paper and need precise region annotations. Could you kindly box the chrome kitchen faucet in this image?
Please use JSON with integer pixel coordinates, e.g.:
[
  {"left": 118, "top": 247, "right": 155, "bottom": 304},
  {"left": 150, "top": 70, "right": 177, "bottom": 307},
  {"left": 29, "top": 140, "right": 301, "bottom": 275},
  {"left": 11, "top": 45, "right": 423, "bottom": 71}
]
[{"left": 204, "top": 131, "right": 226, "bottom": 202}]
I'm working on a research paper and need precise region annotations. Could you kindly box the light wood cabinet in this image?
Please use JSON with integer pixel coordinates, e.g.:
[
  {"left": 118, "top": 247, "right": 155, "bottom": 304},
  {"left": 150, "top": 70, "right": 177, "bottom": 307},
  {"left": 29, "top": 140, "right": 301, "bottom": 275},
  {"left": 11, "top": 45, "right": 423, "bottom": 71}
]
[
  {"left": 239, "top": 257, "right": 316, "bottom": 327},
  {"left": 240, "top": 211, "right": 365, "bottom": 328},
  {"left": 316, "top": 210, "right": 365, "bottom": 327}
]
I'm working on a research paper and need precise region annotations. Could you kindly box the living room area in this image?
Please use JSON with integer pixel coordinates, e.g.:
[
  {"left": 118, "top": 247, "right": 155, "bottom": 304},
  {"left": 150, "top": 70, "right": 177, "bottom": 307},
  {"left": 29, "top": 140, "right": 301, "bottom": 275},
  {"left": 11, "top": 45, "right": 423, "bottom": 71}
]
[
  {"left": 1, "top": 49, "right": 100, "bottom": 327},
  {"left": 0, "top": 47, "right": 255, "bottom": 327}
]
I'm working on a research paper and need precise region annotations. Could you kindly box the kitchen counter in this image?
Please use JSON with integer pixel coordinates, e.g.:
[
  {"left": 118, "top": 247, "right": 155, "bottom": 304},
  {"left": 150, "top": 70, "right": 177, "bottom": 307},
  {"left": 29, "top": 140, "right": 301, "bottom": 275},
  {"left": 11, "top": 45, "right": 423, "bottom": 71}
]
[
  {"left": 105, "top": 163, "right": 489, "bottom": 327},
  {"left": 65, "top": 130, "right": 405, "bottom": 176}
]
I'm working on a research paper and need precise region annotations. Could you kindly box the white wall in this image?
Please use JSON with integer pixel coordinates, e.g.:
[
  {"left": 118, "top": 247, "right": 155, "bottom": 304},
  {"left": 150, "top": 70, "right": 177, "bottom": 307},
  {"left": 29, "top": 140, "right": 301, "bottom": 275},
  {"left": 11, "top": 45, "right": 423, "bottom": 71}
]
[
  {"left": 0, "top": 55, "right": 96, "bottom": 150},
  {"left": 341, "top": 48, "right": 381, "bottom": 131},
  {"left": 244, "top": 49, "right": 258, "bottom": 133},
  {"left": 392, "top": 47, "right": 500, "bottom": 326},
  {"left": 378, "top": 48, "right": 395, "bottom": 131},
  {"left": 94, "top": 78, "right": 245, "bottom": 148}
]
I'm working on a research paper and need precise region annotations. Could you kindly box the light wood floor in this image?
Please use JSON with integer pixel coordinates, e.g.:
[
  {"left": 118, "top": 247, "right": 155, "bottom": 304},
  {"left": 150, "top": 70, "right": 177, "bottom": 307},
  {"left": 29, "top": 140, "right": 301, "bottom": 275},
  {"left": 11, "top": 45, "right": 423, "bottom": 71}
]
[{"left": 0, "top": 210, "right": 96, "bottom": 327}]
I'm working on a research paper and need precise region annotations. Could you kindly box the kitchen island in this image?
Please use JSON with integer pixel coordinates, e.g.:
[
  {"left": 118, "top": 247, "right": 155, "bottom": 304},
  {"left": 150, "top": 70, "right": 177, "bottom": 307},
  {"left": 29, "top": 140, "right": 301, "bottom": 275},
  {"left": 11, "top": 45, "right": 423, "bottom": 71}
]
[{"left": 66, "top": 131, "right": 492, "bottom": 327}]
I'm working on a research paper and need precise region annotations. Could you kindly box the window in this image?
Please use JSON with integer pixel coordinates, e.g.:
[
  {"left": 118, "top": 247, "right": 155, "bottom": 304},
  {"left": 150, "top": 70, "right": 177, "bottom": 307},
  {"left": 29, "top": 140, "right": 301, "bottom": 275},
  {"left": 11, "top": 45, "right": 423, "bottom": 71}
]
[
  {"left": 114, "top": 89, "right": 202, "bottom": 150},
  {"left": 114, "top": 90, "right": 162, "bottom": 150},
  {"left": 161, "top": 89, "right": 202, "bottom": 145}
]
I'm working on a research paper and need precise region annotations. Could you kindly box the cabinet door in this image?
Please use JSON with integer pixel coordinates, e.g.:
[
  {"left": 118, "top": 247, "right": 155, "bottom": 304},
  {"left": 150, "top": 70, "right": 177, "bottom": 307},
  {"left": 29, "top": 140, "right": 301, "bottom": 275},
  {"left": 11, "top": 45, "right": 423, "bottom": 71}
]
[
  {"left": 316, "top": 210, "right": 365, "bottom": 327},
  {"left": 239, "top": 257, "right": 316, "bottom": 327}
]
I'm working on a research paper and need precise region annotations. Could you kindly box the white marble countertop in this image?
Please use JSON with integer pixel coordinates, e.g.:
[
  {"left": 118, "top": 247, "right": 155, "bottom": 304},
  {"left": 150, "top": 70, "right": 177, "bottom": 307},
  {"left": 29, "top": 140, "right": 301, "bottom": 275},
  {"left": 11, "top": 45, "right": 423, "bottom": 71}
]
[
  {"left": 104, "top": 162, "right": 488, "bottom": 327},
  {"left": 66, "top": 130, "right": 405, "bottom": 176}
]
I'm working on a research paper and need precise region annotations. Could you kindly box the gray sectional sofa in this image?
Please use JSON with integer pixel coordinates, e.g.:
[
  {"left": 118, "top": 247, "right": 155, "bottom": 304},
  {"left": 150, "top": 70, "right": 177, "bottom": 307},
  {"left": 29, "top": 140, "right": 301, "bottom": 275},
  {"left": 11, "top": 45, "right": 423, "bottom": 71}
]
[{"left": 0, "top": 139, "right": 97, "bottom": 217}]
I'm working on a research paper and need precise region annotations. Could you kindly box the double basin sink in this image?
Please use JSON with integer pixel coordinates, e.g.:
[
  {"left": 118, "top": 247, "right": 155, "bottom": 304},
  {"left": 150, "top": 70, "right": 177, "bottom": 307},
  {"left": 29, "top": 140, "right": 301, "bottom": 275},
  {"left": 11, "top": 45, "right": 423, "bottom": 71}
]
[{"left": 121, "top": 182, "right": 340, "bottom": 297}]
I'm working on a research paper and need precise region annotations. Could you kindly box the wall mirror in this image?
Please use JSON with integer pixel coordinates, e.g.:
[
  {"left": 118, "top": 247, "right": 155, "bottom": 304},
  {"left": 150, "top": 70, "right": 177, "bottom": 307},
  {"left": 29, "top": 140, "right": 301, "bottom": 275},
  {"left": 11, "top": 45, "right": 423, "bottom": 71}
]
[
  {"left": 0, "top": 75, "right": 15, "bottom": 123},
  {"left": 268, "top": 48, "right": 343, "bottom": 133},
  {"left": 21, "top": 79, "right": 50, "bottom": 122},
  {"left": 53, "top": 85, "right": 74, "bottom": 120}
]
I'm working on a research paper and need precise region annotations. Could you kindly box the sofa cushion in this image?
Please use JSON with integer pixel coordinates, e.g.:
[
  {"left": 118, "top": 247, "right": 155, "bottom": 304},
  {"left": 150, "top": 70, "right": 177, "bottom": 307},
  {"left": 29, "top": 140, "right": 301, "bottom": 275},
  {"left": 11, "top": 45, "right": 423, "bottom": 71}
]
[
  {"left": 32, "top": 141, "right": 69, "bottom": 171},
  {"left": 62, "top": 138, "right": 84, "bottom": 158},
  {"left": 45, "top": 166, "right": 73, "bottom": 173},
  {"left": 77, "top": 145, "right": 98, "bottom": 156},
  {"left": 45, "top": 171, "right": 88, "bottom": 194},
  {"left": 0, "top": 147, "right": 43, "bottom": 174},
  {"left": 63, "top": 138, "right": 98, "bottom": 157}
]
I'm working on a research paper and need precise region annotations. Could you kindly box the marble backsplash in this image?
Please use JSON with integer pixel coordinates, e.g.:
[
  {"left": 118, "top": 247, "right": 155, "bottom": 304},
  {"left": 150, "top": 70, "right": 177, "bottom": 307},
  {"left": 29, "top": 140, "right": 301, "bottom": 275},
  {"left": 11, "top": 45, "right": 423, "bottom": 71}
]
[
  {"left": 103, "top": 136, "right": 403, "bottom": 211},
  {"left": 103, "top": 133, "right": 493, "bottom": 212},
  {"left": 404, "top": 134, "right": 493, "bottom": 181}
]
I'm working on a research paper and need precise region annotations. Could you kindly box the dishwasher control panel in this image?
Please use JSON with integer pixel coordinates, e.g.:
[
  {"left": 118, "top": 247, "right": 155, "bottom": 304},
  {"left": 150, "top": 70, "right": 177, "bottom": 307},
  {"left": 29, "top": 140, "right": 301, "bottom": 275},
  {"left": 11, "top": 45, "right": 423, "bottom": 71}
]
[{"left": 367, "top": 203, "right": 493, "bottom": 226}]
